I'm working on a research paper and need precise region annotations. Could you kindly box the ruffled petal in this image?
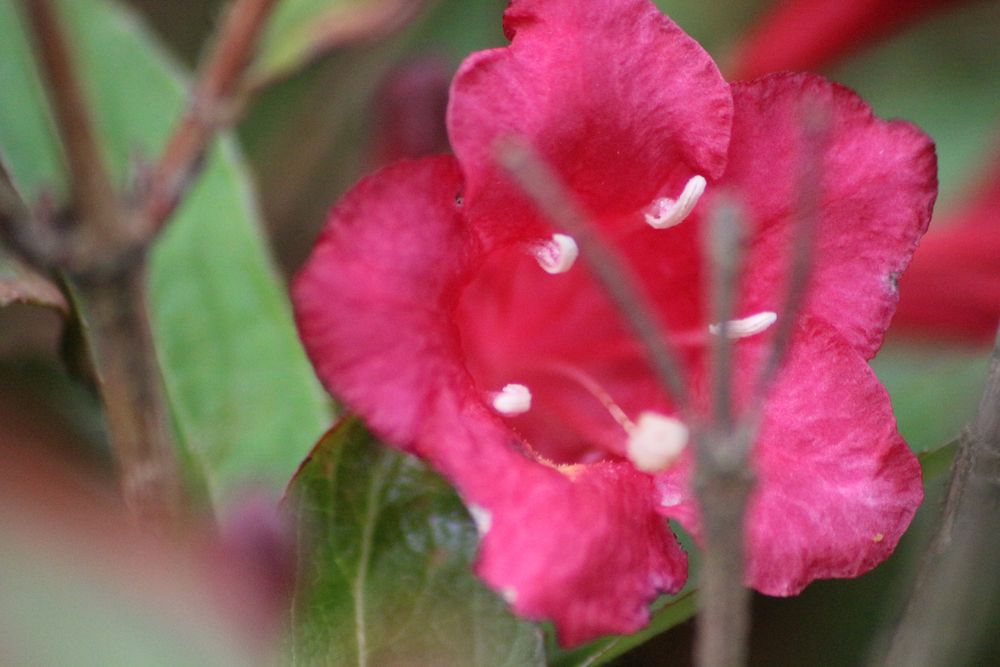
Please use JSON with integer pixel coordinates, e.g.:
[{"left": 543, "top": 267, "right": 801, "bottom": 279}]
[
  {"left": 660, "top": 317, "right": 923, "bottom": 595},
  {"left": 292, "top": 156, "right": 688, "bottom": 645},
  {"left": 448, "top": 0, "right": 732, "bottom": 242},
  {"left": 748, "top": 318, "right": 923, "bottom": 595},
  {"left": 723, "top": 73, "right": 937, "bottom": 359},
  {"left": 476, "top": 461, "right": 688, "bottom": 646}
]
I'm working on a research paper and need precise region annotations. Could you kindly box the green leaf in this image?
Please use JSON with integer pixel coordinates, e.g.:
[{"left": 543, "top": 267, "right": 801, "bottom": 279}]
[
  {"left": 918, "top": 439, "right": 958, "bottom": 481},
  {"left": 252, "top": 0, "right": 426, "bottom": 89},
  {"left": 285, "top": 418, "right": 545, "bottom": 666},
  {"left": 0, "top": 0, "right": 330, "bottom": 503},
  {"left": 872, "top": 341, "right": 990, "bottom": 453},
  {"left": 0, "top": 520, "right": 248, "bottom": 667}
]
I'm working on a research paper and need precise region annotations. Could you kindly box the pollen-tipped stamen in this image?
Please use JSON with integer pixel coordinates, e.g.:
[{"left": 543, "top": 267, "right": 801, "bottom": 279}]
[
  {"left": 709, "top": 311, "right": 778, "bottom": 339},
  {"left": 626, "top": 411, "right": 689, "bottom": 473},
  {"left": 645, "top": 175, "right": 707, "bottom": 229},
  {"left": 491, "top": 383, "right": 532, "bottom": 415},
  {"left": 533, "top": 233, "right": 579, "bottom": 274}
]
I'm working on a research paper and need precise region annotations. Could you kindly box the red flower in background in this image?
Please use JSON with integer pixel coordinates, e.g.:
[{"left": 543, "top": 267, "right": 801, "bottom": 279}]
[
  {"left": 893, "top": 151, "right": 1000, "bottom": 341},
  {"left": 730, "top": 0, "right": 970, "bottom": 80},
  {"left": 293, "top": 0, "right": 935, "bottom": 645}
]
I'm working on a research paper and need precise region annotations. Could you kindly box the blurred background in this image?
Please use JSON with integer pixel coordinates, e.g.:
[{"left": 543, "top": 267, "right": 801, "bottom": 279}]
[{"left": 2, "top": 0, "right": 998, "bottom": 664}]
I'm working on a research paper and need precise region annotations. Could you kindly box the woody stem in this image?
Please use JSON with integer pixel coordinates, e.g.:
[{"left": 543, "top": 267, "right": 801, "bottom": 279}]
[{"left": 17, "top": 0, "right": 280, "bottom": 526}]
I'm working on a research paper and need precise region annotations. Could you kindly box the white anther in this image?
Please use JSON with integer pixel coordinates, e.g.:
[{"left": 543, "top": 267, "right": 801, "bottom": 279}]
[
  {"left": 534, "top": 233, "right": 579, "bottom": 274},
  {"left": 468, "top": 504, "right": 492, "bottom": 536},
  {"left": 709, "top": 311, "right": 778, "bottom": 339},
  {"left": 492, "top": 383, "right": 532, "bottom": 416},
  {"left": 626, "top": 412, "right": 689, "bottom": 473},
  {"left": 644, "top": 175, "right": 707, "bottom": 229},
  {"left": 501, "top": 587, "right": 518, "bottom": 603}
]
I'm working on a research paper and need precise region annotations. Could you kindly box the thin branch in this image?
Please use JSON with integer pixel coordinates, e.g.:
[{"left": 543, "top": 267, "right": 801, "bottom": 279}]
[
  {"left": 881, "top": 326, "right": 1000, "bottom": 666},
  {"left": 20, "top": 0, "right": 127, "bottom": 255},
  {"left": 496, "top": 137, "right": 690, "bottom": 410},
  {"left": 139, "top": 0, "right": 280, "bottom": 234},
  {"left": 18, "top": 0, "right": 184, "bottom": 525},
  {"left": 705, "top": 197, "right": 746, "bottom": 431}
]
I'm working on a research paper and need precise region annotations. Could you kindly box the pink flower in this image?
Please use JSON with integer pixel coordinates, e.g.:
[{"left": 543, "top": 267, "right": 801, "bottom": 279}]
[
  {"left": 730, "top": 0, "right": 969, "bottom": 80},
  {"left": 293, "top": 0, "right": 935, "bottom": 645}
]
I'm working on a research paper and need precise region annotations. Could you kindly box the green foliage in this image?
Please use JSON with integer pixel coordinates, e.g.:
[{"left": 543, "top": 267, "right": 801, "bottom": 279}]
[
  {"left": 285, "top": 418, "right": 545, "bottom": 667},
  {"left": 0, "top": 0, "right": 330, "bottom": 504},
  {"left": 873, "top": 341, "right": 989, "bottom": 453},
  {"left": 253, "top": 0, "right": 419, "bottom": 87}
]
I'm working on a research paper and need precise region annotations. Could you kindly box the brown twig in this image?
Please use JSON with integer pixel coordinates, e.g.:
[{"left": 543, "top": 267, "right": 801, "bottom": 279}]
[
  {"left": 496, "top": 137, "right": 690, "bottom": 410},
  {"left": 15, "top": 0, "right": 282, "bottom": 526},
  {"left": 139, "top": 0, "right": 280, "bottom": 234},
  {"left": 881, "top": 326, "right": 1000, "bottom": 666},
  {"left": 19, "top": 0, "right": 184, "bottom": 525},
  {"left": 20, "top": 0, "right": 123, "bottom": 251}
]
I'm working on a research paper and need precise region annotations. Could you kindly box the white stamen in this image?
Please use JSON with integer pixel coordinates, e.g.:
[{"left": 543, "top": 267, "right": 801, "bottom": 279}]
[
  {"left": 533, "top": 233, "right": 579, "bottom": 274},
  {"left": 468, "top": 504, "right": 492, "bottom": 536},
  {"left": 492, "top": 383, "right": 532, "bottom": 416},
  {"left": 626, "top": 412, "right": 689, "bottom": 473},
  {"left": 644, "top": 175, "right": 707, "bottom": 229},
  {"left": 709, "top": 311, "right": 778, "bottom": 339},
  {"left": 501, "top": 587, "right": 518, "bottom": 603}
]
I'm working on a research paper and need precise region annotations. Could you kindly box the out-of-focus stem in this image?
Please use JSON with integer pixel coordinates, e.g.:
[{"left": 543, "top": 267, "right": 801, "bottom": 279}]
[
  {"left": 882, "top": 327, "right": 1000, "bottom": 666},
  {"left": 17, "top": 0, "right": 282, "bottom": 526},
  {"left": 20, "top": 0, "right": 123, "bottom": 251},
  {"left": 20, "top": 0, "right": 184, "bottom": 525},
  {"left": 695, "top": 198, "right": 753, "bottom": 667},
  {"left": 140, "top": 0, "right": 281, "bottom": 234},
  {"left": 73, "top": 271, "right": 184, "bottom": 525}
]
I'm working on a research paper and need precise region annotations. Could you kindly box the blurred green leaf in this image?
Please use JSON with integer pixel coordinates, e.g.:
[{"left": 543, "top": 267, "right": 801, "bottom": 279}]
[
  {"left": 0, "top": 524, "right": 248, "bottom": 667},
  {"left": 0, "top": 0, "right": 330, "bottom": 503},
  {"left": 285, "top": 418, "right": 545, "bottom": 666},
  {"left": 252, "top": 0, "right": 427, "bottom": 89},
  {"left": 918, "top": 439, "right": 958, "bottom": 481},
  {"left": 873, "top": 340, "right": 989, "bottom": 453}
]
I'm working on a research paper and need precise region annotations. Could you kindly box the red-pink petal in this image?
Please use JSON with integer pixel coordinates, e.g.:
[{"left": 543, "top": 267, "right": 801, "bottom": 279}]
[
  {"left": 748, "top": 318, "right": 923, "bottom": 595},
  {"left": 292, "top": 157, "right": 688, "bottom": 645},
  {"left": 724, "top": 73, "right": 937, "bottom": 359},
  {"left": 447, "top": 0, "right": 732, "bottom": 242},
  {"left": 659, "top": 318, "right": 923, "bottom": 595},
  {"left": 729, "top": 0, "right": 967, "bottom": 80}
]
